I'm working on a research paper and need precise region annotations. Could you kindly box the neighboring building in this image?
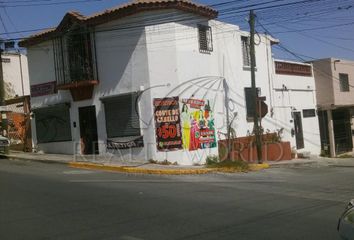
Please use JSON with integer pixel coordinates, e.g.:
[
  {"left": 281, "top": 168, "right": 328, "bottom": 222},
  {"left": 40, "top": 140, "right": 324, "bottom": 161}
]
[
  {"left": 312, "top": 58, "right": 354, "bottom": 157},
  {"left": 20, "top": 0, "right": 321, "bottom": 164},
  {"left": 2, "top": 51, "right": 30, "bottom": 99},
  {"left": 272, "top": 60, "right": 320, "bottom": 155},
  {"left": 0, "top": 50, "right": 31, "bottom": 151}
]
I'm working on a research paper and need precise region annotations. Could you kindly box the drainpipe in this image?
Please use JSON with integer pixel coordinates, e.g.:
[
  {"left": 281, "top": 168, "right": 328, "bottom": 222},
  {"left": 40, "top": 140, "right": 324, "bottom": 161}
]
[{"left": 333, "top": 59, "right": 340, "bottom": 71}]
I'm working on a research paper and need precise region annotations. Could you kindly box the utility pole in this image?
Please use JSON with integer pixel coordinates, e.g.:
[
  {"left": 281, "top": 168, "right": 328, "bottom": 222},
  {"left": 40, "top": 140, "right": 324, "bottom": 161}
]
[
  {"left": 249, "top": 10, "right": 262, "bottom": 163},
  {"left": 0, "top": 41, "right": 8, "bottom": 141}
]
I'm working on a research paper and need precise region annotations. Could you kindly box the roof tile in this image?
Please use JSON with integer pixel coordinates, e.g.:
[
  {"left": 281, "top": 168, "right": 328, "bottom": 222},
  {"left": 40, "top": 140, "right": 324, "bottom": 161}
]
[{"left": 19, "top": 0, "right": 217, "bottom": 47}]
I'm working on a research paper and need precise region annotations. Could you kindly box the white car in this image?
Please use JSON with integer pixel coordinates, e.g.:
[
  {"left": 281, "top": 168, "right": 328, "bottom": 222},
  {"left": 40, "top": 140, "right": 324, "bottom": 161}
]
[
  {"left": 338, "top": 200, "right": 354, "bottom": 240},
  {"left": 0, "top": 135, "right": 9, "bottom": 153}
]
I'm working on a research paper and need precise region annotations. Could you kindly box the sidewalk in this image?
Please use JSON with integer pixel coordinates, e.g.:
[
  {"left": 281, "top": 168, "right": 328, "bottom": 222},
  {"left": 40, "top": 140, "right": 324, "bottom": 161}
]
[
  {"left": 266, "top": 155, "right": 354, "bottom": 168},
  {"left": 5, "top": 151, "right": 354, "bottom": 174}
]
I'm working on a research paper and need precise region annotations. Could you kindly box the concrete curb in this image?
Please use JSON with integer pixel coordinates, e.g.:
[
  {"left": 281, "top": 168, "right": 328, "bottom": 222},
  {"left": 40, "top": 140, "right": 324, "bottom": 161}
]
[
  {"left": 268, "top": 161, "right": 318, "bottom": 168},
  {"left": 249, "top": 163, "right": 270, "bottom": 171},
  {"left": 69, "top": 162, "right": 215, "bottom": 175},
  {"left": 0, "top": 154, "right": 70, "bottom": 165},
  {"left": 1, "top": 153, "right": 271, "bottom": 175},
  {"left": 69, "top": 162, "right": 270, "bottom": 175}
]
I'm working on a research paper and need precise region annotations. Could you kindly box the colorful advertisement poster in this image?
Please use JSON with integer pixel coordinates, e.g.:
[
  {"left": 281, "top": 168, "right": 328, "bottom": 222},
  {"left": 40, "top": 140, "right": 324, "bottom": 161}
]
[
  {"left": 180, "top": 99, "right": 217, "bottom": 151},
  {"left": 154, "top": 97, "right": 182, "bottom": 151}
]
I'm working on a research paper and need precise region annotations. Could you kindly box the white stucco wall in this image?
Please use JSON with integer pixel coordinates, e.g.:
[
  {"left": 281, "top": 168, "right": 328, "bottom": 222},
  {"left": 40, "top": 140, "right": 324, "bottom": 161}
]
[
  {"left": 2, "top": 52, "right": 30, "bottom": 98},
  {"left": 272, "top": 60, "right": 321, "bottom": 155}
]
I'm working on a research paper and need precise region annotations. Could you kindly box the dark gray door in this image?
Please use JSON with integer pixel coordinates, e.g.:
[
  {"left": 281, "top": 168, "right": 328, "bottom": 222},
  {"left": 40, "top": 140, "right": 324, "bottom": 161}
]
[
  {"left": 293, "top": 112, "right": 304, "bottom": 149},
  {"left": 79, "top": 106, "right": 98, "bottom": 155}
]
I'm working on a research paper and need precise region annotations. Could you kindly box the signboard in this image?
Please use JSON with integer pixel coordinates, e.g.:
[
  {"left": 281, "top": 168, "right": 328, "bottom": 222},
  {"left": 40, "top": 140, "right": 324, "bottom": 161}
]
[
  {"left": 153, "top": 97, "right": 182, "bottom": 151},
  {"left": 30, "top": 81, "right": 57, "bottom": 97},
  {"left": 0, "top": 106, "right": 9, "bottom": 112},
  {"left": 275, "top": 61, "right": 312, "bottom": 77},
  {"left": 256, "top": 96, "right": 268, "bottom": 118},
  {"left": 180, "top": 98, "right": 216, "bottom": 150},
  {"left": 107, "top": 136, "right": 144, "bottom": 150}
]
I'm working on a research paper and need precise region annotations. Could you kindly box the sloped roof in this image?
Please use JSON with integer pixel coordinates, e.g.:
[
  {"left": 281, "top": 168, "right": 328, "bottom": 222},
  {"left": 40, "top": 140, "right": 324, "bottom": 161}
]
[{"left": 19, "top": 0, "right": 218, "bottom": 47}]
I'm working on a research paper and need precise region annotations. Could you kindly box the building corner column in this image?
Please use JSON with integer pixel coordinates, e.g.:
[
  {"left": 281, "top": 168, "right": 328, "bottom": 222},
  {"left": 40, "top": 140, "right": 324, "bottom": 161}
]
[{"left": 327, "top": 109, "right": 336, "bottom": 157}]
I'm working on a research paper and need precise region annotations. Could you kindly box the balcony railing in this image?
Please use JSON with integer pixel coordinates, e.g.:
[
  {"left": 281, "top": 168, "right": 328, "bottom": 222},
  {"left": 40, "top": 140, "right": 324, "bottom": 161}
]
[{"left": 53, "top": 28, "right": 98, "bottom": 101}]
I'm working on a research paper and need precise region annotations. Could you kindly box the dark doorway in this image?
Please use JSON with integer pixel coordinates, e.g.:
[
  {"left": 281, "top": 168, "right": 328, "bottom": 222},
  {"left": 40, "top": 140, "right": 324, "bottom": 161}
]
[
  {"left": 293, "top": 112, "right": 304, "bottom": 149},
  {"left": 79, "top": 106, "right": 98, "bottom": 155},
  {"left": 318, "top": 110, "right": 330, "bottom": 154},
  {"left": 333, "top": 108, "right": 353, "bottom": 154}
]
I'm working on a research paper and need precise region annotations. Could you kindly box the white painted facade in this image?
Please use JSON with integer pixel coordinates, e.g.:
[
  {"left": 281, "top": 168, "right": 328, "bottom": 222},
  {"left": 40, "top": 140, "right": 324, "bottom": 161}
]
[
  {"left": 26, "top": 8, "right": 321, "bottom": 164},
  {"left": 271, "top": 60, "right": 321, "bottom": 155},
  {"left": 2, "top": 52, "right": 30, "bottom": 99}
]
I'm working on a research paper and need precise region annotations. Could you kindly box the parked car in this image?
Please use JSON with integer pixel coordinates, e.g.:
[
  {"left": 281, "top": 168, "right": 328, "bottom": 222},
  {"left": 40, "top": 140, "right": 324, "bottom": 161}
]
[
  {"left": 338, "top": 199, "right": 354, "bottom": 239},
  {"left": 0, "top": 135, "right": 9, "bottom": 153}
]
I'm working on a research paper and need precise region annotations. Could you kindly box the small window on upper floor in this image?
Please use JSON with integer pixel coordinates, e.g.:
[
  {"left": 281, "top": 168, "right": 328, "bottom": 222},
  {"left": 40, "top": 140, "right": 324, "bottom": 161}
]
[
  {"left": 241, "top": 36, "right": 256, "bottom": 68},
  {"left": 241, "top": 36, "right": 251, "bottom": 67},
  {"left": 339, "top": 73, "right": 350, "bottom": 92},
  {"left": 198, "top": 25, "right": 213, "bottom": 53}
]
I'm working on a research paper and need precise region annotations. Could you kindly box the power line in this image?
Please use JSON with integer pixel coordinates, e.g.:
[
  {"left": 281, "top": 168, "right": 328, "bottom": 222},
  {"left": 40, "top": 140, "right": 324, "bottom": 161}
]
[
  {"left": 273, "top": 22, "right": 354, "bottom": 53},
  {"left": 0, "top": 0, "right": 105, "bottom": 7},
  {"left": 0, "top": 0, "right": 286, "bottom": 37},
  {"left": 272, "top": 20, "right": 354, "bottom": 34},
  {"left": 0, "top": 0, "right": 334, "bottom": 41},
  {"left": 0, "top": 10, "right": 9, "bottom": 38},
  {"left": 257, "top": 18, "right": 354, "bottom": 89}
]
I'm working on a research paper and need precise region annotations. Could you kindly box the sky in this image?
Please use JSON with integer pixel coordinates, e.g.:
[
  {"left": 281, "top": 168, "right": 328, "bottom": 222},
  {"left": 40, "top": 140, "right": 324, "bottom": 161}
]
[{"left": 1, "top": 0, "right": 354, "bottom": 61}]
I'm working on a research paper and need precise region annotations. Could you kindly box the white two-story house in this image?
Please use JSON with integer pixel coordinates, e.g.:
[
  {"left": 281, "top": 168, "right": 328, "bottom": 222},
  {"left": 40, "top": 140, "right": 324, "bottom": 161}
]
[{"left": 20, "top": 0, "right": 321, "bottom": 164}]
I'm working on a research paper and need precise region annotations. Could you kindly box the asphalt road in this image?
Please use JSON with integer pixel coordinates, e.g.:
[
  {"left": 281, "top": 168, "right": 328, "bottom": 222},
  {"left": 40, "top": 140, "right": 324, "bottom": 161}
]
[{"left": 0, "top": 159, "right": 353, "bottom": 240}]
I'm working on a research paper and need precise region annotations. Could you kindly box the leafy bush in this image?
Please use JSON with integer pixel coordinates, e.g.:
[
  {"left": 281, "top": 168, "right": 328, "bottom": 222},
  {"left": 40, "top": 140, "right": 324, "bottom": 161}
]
[
  {"left": 206, "top": 154, "right": 249, "bottom": 171},
  {"left": 206, "top": 155, "right": 220, "bottom": 165}
]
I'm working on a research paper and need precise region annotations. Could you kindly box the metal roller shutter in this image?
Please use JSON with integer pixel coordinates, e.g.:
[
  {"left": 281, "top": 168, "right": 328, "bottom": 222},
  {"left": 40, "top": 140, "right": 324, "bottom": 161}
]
[
  {"left": 33, "top": 103, "right": 72, "bottom": 143},
  {"left": 103, "top": 93, "right": 141, "bottom": 138}
]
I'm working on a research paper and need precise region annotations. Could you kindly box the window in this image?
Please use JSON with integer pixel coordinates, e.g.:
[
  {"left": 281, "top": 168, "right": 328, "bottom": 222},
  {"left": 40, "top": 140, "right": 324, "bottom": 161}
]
[
  {"left": 339, "top": 73, "right": 350, "bottom": 92},
  {"left": 103, "top": 93, "right": 141, "bottom": 138},
  {"left": 241, "top": 36, "right": 251, "bottom": 67},
  {"left": 245, "top": 87, "right": 260, "bottom": 121},
  {"left": 198, "top": 25, "right": 213, "bottom": 52},
  {"left": 34, "top": 104, "right": 72, "bottom": 143},
  {"left": 303, "top": 109, "right": 316, "bottom": 118},
  {"left": 53, "top": 26, "right": 95, "bottom": 85}
]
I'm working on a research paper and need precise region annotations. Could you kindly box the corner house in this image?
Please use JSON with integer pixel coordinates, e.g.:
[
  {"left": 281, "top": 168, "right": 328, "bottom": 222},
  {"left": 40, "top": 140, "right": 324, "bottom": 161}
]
[{"left": 20, "top": 0, "right": 321, "bottom": 165}]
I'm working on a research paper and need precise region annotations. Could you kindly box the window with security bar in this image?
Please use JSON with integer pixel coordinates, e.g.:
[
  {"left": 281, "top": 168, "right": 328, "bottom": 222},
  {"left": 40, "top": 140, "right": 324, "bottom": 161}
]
[
  {"left": 241, "top": 36, "right": 256, "bottom": 67},
  {"left": 339, "top": 73, "right": 350, "bottom": 92},
  {"left": 198, "top": 25, "right": 213, "bottom": 53},
  {"left": 53, "top": 27, "right": 96, "bottom": 86}
]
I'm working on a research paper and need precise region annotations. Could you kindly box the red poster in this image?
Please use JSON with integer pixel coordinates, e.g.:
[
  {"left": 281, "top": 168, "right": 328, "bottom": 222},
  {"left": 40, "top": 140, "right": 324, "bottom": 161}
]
[{"left": 154, "top": 97, "right": 182, "bottom": 151}]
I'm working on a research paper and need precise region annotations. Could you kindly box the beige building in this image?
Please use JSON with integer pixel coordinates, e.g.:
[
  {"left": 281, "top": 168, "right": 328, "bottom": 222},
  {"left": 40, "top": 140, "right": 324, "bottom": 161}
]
[{"left": 312, "top": 58, "right": 354, "bottom": 157}]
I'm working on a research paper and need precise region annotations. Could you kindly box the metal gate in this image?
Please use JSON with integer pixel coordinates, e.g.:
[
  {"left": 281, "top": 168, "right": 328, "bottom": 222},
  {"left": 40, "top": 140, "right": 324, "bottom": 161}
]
[
  {"left": 333, "top": 108, "right": 352, "bottom": 154},
  {"left": 3, "top": 96, "right": 32, "bottom": 152}
]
